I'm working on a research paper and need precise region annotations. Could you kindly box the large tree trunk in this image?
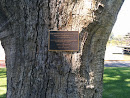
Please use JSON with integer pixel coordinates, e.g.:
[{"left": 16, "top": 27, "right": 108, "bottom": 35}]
[{"left": 0, "top": 0, "right": 124, "bottom": 98}]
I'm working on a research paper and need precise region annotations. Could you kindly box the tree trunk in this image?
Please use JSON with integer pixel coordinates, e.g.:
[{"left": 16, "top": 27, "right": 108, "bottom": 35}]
[{"left": 0, "top": 0, "right": 124, "bottom": 98}]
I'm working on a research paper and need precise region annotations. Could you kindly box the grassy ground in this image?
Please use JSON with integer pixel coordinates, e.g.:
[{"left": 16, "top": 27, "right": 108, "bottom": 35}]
[
  {"left": 0, "top": 68, "right": 6, "bottom": 98},
  {"left": 103, "top": 67, "right": 130, "bottom": 98},
  {"left": 0, "top": 68, "right": 130, "bottom": 98}
]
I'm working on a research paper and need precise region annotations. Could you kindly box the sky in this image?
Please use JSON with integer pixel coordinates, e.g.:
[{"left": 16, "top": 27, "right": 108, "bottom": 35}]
[
  {"left": 112, "top": 0, "right": 130, "bottom": 37},
  {"left": 0, "top": 41, "right": 5, "bottom": 60}
]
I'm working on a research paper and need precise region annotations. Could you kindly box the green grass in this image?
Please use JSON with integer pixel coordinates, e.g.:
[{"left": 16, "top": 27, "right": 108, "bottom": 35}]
[
  {"left": 0, "top": 68, "right": 7, "bottom": 98},
  {"left": 103, "top": 67, "right": 130, "bottom": 98},
  {"left": 0, "top": 68, "right": 130, "bottom": 98}
]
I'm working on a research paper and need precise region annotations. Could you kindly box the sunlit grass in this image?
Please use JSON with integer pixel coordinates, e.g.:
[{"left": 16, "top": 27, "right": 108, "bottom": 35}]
[
  {"left": 0, "top": 68, "right": 7, "bottom": 98},
  {"left": 103, "top": 67, "right": 130, "bottom": 98}
]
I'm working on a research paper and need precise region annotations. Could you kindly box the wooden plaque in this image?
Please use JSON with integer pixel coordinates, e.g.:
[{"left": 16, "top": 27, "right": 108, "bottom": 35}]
[{"left": 48, "top": 31, "right": 79, "bottom": 51}]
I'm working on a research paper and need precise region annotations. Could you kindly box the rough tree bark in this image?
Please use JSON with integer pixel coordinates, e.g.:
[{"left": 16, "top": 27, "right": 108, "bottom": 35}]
[{"left": 0, "top": 0, "right": 124, "bottom": 98}]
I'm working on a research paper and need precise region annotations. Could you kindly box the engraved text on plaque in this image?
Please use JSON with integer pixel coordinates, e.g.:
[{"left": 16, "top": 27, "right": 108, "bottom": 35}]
[{"left": 48, "top": 31, "right": 79, "bottom": 51}]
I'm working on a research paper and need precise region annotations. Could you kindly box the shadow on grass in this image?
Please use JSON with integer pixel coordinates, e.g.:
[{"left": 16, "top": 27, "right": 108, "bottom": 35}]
[
  {"left": 0, "top": 85, "right": 7, "bottom": 87},
  {"left": 0, "top": 94, "right": 6, "bottom": 98},
  {"left": 103, "top": 67, "right": 130, "bottom": 98},
  {"left": 0, "top": 68, "right": 6, "bottom": 75},
  {"left": 0, "top": 68, "right": 6, "bottom": 78}
]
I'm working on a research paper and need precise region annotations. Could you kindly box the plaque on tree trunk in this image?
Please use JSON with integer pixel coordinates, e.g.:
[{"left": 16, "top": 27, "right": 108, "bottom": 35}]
[{"left": 48, "top": 31, "right": 79, "bottom": 51}]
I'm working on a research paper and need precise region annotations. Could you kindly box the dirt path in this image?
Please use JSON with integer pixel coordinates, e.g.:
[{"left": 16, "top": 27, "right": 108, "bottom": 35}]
[
  {"left": 0, "top": 60, "right": 5, "bottom": 68},
  {"left": 1, "top": 60, "right": 130, "bottom": 68},
  {"left": 104, "top": 61, "right": 130, "bottom": 67}
]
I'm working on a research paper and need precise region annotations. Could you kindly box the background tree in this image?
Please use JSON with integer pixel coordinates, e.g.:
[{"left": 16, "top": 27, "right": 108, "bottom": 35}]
[
  {"left": 109, "top": 32, "right": 114, "bottom": 40},
  {"left": 124, "top": 32, "right": 130, "bottom": 45},
  {"left": 0, "top": 0, "right": 124, "bottom": 98}
]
